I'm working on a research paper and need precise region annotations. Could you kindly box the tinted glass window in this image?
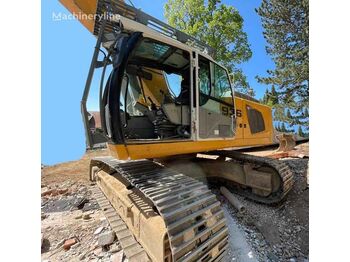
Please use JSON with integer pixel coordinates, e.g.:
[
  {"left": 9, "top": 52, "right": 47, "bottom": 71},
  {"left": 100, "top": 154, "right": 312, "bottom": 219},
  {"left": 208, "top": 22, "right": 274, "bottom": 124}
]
[
  {"left": 199, "top": 56, "right": 211, "bottom": 105},
  {"left": 246, "top": 106, "right": 265, "bottom": 133},
  {"left": 212, "top": 63, "right": 232, "bottom": 100},
  {"left": 132, "top": 39, "right": 189, "bottom": 69},
  {"left": 133, "top": 39, "right": 170, "bottom": 61}
]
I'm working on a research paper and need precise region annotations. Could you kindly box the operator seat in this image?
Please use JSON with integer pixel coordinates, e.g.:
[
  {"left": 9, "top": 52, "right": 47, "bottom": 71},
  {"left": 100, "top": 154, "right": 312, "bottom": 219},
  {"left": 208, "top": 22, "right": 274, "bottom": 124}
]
[{"left": 175, "top": 73, "right": 190, "bottom": 105}]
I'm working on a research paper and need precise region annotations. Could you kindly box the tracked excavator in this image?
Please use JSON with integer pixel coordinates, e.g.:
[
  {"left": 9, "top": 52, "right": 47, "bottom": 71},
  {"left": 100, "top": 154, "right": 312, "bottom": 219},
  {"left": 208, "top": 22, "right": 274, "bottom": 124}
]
[{"left": 59, "top": 0, "right": 295, "bottom": 261}]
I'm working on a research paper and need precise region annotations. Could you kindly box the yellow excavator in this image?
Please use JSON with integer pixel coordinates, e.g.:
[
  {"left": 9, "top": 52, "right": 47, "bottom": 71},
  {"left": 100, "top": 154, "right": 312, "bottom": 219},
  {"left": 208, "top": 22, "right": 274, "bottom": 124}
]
[{"left": 59, "top": 0, "right": 295, "bottom": 261}]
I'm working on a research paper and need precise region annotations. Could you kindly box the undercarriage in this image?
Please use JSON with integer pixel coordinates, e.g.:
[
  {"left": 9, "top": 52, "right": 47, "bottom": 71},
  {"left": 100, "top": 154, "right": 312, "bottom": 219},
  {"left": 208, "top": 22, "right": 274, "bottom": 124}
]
[{"left": 89, "top": 149, "right": 294, "bottom": 261}]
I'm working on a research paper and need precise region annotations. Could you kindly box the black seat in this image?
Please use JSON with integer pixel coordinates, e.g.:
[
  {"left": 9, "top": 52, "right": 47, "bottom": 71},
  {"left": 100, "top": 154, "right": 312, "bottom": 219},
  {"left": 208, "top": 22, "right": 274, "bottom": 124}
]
[{"left": 175, "top": 73, "right": 190, "bottom": 105}]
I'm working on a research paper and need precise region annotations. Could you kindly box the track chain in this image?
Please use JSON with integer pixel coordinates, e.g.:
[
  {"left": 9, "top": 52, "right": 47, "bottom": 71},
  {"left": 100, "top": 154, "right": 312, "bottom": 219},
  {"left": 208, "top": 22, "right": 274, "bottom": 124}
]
[
  {"left": 92, "top": 186, "right": 151, "bottom": 261},
  {"left": 208, "top": 150, "right": 294, "bottom": 204},
  {"left": 91, "top": 157, "right": 228, "bottom": 262}
]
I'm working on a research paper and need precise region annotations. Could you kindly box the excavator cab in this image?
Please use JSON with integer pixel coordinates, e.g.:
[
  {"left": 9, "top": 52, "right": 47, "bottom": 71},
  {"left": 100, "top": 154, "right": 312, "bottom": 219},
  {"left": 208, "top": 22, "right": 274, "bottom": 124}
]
[
  {"left": 101, "top": 35, "right": 235, "bottom": 144},
  {"left": 82, "top": 15, "right": 237, "bottom": 153}
]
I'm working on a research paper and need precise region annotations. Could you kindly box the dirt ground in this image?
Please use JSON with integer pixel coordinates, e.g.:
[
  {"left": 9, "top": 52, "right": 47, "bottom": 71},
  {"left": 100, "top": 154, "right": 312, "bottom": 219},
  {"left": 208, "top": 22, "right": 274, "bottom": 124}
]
[
  {"left": 41, "top": 145, "right": 308, "bottom": 262},
  {"left": 41, "top": 149, "right": 124, "bottom": 262},
  {"left": 41, "top": 149, "right": 109, "bottom": 186}
]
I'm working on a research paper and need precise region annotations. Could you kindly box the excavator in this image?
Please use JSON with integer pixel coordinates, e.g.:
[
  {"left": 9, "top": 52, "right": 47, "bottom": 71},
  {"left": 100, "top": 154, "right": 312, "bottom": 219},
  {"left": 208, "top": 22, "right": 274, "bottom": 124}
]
[{"left": 59, "top": 0, "right": 295, "bottom": 261}]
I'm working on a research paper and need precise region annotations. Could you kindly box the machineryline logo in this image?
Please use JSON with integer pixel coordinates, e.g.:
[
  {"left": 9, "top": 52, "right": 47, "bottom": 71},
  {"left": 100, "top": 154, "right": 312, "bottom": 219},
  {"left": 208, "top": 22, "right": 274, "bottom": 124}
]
[{"left": 52, "top": 11, "right": 120, "bottom": 22}]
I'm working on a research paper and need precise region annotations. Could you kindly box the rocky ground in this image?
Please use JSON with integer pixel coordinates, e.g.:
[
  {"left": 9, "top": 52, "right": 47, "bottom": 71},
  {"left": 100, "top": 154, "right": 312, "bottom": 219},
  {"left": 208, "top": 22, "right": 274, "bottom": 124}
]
[
  {"left": 41, "top": 145, "right": 308, "bottom": 262},
  {"left": 219, "top": 157, "right": 309, "bottom": 262},
  {"left": 41, "top": 149, "right": 126, "bottom": 262}
]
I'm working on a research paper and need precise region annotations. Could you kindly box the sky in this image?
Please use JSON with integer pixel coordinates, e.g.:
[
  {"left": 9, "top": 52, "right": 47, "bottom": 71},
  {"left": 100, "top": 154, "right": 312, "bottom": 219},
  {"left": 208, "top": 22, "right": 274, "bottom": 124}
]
[{"left": 42, "top": 0, "right": 274, "bottom": 165}]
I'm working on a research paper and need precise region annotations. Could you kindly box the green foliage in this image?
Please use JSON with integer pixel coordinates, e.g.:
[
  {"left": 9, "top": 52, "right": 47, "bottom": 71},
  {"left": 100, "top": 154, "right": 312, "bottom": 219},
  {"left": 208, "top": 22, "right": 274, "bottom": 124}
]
[
  {"left": 261, "top": 85, "right": 278, "bottom": 107},
  {"left": 270, "top": 85, "right": 278, "bottom": 104},
  {"left": 275, "top": 122, "right": 293, "bottom": 133},
  {"left": 297, "top": 125, "right": 304, "bottom": 137},
  {"left": 164, "top": 0, "right": 253, "bottom": 94},
  {"left": 256, "top": 0, "right": 309, "bottom": 128}
]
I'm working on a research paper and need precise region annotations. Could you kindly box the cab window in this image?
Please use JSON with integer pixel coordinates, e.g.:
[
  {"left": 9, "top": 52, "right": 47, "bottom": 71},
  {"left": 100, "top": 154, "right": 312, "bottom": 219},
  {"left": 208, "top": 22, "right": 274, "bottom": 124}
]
[
  {"left": 198, "top": 56, "right": 211, "bottom": 105},
  {"left": 212, "top": 63, "right": 232, "bottom": 101}
]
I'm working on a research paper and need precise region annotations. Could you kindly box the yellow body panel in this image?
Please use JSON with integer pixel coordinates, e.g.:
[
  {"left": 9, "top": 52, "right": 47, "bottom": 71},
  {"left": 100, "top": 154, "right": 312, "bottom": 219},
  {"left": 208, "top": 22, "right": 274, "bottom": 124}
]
[
  {"left": 59, "top": 0, "right": 97, "bottom": 33},
  {"left": 108, "top": 97, "right": 274, "bottom": 160}
]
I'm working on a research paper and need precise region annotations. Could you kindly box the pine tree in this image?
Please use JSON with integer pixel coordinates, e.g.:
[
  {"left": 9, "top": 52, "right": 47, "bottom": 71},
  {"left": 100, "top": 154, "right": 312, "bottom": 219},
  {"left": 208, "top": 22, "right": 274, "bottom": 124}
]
[
  {"left": 256, "top": 0, "right": 309, "bottom": 129},
  {"left": 298, "top": 126, "right": 304, "bottom": 137},
  {"left": 274, "top": 123, "right": 280, "bottom": 132},
  {"left": 281, "top": 123, "right": 287, "bottom": 132},
  {"left": 270, "top": 85, "right": 278, "bottom": 105},
  {"left": 261, "top": 88, "right": 269, "bottom": 104}
]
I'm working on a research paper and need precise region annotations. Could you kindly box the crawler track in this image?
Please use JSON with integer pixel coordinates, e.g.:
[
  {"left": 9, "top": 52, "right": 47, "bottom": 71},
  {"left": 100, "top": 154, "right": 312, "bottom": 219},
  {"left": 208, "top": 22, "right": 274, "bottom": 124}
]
[
  {"left": 92, "top": 186, "right": 150, "bottom": 261},
  {"left": 90, "top": 157, "right": 228, "bottom": 262},
  {"left": 207, "top": 151, "right": 294, "bottom": 204}
]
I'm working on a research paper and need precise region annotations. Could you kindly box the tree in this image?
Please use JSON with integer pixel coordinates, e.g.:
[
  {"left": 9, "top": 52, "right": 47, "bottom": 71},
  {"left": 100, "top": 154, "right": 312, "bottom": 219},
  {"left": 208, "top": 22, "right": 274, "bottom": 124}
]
[
  {"left": 165, "top": 0, "right": 253, "bottom": 94},
  {"left": 256, "top": 0, "right": 309, "bottom": 128},
  {"left": 269, "top": 85, "right": 278, "bottom": 105},
  {"left": 281, "top": 123, "right": 287, "bottom": 132},
  {"left": 275, "top": 122, "right": 281, "bottom": 132},
  {"left": 297, "top": 125, "right": 304, "bottom": 137},
  {"left": 261, "top": 88, "right": 269, "bottom": 104}
]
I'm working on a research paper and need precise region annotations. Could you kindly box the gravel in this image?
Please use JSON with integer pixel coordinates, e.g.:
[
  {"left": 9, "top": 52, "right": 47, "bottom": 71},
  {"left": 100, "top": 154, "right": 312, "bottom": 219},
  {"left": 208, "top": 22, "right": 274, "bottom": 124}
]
[{"left": 219, "top": 158, "right": 309, "bottom": 262}]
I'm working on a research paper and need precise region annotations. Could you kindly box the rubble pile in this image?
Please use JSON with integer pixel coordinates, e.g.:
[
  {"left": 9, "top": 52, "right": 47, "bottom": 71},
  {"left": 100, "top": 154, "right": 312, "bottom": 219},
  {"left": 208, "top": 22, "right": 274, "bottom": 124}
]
[{"left": 41, "top": 181, "right": 125, "bottom": 262}]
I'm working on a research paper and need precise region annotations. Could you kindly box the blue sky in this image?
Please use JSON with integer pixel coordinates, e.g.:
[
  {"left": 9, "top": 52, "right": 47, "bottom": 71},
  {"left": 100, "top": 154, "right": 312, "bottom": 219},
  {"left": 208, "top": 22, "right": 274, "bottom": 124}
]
[{"left": 42, "top": 0, "right": 274, "bottom": 165}]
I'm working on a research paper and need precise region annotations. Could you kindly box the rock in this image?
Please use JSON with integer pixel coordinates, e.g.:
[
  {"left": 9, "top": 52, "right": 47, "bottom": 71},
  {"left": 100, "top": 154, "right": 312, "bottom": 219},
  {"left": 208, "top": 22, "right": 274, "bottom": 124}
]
[
  {"left": 82, "top": 213, "right": 91, "bottom": 220},
  {"left": 289, "top": 257, "right": 297, "bottom": 262},
  {"left": 63, "top": 238, "right": 77, "bottom": 250},
  {"left": 94, "top": 247, "right": 103, "bottom": 256},
  {"left": 69, "top": 233, "right": 77, "bottom": 239},
  {"left": 75, "top": 214, "right": 83, "bottom": 219},
  {"left": 79, "top": 251, "right": 87, "bottom": 260},
  {"left": 41, "top": 212, "right": 47, "bottom": 220},
  {"left": 58, "top": 188, "right": 69, "bottom": 195},
  {"left": 41, "top": 189, "right": 57, "bottom": 197},
  {"left": 55, "top": 239, "right": 66, "bottom": 249},
  {"left": 111, "top": 250, "right": 124, "bottom": 262},
  {"left": 94, "top": 226, "right": 104, "bottom": 235},
  {"left": 89, "top": 241, "right": 98, "bottom": 251},
  {"left": 109, "top": 243, "right": 121, "bottom": 253},
  {"left": 41, "top": 233, "right": 44, "bottom": 247},
  {"left": 73, "top": 197, "right": 88, "bottom": 209},
  {"left": 71, "top": 242, "right": 81, "bottom": 250},
  {"left": 98, "top": 231, "right": 116, "bottom": 247},
  {"left": 41, "top": 188, "right": 68, "bottom": 197}
]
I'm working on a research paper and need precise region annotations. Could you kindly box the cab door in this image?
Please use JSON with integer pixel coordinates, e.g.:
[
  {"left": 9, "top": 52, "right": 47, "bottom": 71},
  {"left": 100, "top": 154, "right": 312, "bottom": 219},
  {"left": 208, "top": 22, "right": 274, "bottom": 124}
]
[{"left": 198, "top": 55, "right": 235, "bottom": 139}]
